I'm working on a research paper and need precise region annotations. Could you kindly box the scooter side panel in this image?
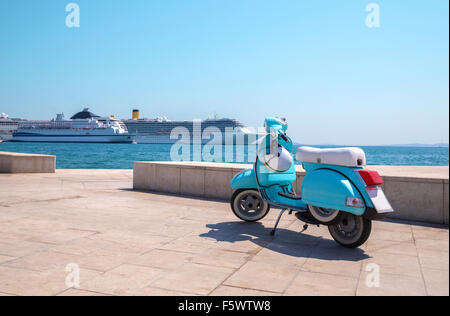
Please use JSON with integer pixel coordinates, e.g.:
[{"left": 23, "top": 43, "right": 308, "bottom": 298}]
[
  {"left": 230, "top": 168, "right": 258, "bottom": 190},
  {"left": 301, "top": 168, "right": 365, "bottom": 215},
  {"left": 302, "top": 162, "right": 376, "bottom": 209}
]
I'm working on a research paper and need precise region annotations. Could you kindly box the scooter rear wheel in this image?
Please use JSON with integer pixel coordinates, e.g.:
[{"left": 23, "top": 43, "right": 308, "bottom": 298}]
[
  {"left": 328, "top": 213, "right": 371, "bottom": 248},
  {"left": 231, "top": 189, "right": 270, "bottom": 222},
  {"left": 308, "top": 205, "right": 341, "bottom": 225}
]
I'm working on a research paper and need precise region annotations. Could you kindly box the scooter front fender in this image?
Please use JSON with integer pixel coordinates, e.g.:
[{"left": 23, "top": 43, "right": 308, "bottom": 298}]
[
  {"left": 301, "top": 168, "right": 365, "bottom": 216},
  {"left": 230, "top": 168, "right": 258, "bottom": 190}
]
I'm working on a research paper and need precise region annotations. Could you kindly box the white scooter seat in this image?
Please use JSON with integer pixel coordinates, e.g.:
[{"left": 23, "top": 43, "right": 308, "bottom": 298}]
[{"left": 296, "top": 146, "right": 366, "bottom": 167}]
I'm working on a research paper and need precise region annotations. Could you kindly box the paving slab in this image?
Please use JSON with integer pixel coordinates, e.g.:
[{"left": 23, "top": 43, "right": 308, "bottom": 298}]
[
  {"left": 57, "top": 289, "right": 109, "bottom": 296},
  {"left": 223, "top": 261, "right": 300, "bottom": 293},
  {"left": 211, "top": 285, "right": 279, "bottom": 296},
  {"left": 80, "top": 264, "right": 164, "bottom": 296},
  {"left": 128, "top": 249, "right": 195, "bottom": 270},
  {"left": 0, "top": 170, "right": 448, "bottom": 296},
  {"left": 151, "top": 263, "right": 234, "bottom": 295},
  {"left": 421, "top": 268, "right": 450, "bottom": 296},
  {"left": 356, "top": 271, "right": 427, "bottom": 296},
  {"left": 285, "top": 271, "right": 358, "bottom": 296}
]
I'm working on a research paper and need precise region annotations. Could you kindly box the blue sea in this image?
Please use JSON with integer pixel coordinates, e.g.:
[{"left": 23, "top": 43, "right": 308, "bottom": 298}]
[{"left": 1, "top": 142, "right": 448, "bottom": 169}]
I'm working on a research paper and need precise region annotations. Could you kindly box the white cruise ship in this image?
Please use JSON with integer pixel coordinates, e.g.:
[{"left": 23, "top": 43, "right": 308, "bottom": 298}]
[
  {"left": 12, "top": 110, "right": 136, "bottom": 143},
  {"left": 0, "top": 113, "right": 21, "bottom": 141},
  {"left": 122, "top": 110, "right": 264, "bottom": 145}
]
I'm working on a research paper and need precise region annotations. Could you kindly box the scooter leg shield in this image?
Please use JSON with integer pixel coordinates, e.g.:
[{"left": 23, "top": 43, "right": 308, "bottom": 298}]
[{"left": 230, "top": 168, "right": 258, "bottom": 190}]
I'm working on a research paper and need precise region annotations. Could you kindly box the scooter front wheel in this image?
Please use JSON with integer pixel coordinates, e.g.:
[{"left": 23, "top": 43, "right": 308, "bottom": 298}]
[
  {"left": 328, "top": 213, "right": 371, "bottom": 248},
  {"left": 231, "top": 189, "right": 270, "bottom": 222}
]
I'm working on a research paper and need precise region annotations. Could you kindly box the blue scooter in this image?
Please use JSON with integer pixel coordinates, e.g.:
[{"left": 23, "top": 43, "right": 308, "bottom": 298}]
[{"left": 230, "top": 117, "right": 394, "bottom": 248}]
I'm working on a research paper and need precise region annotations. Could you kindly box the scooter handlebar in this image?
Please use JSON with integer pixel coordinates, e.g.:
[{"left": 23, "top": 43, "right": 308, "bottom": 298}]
[{"left": 280, "top": 133, "right": 290, "bottom": 143}]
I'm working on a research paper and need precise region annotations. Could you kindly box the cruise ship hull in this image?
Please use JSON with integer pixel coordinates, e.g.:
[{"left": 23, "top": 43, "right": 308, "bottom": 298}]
[
  {"left": 135, "top": 133, "right": 262, "bottom": 145},
  {"left": 123, "top": 118, "right": 264, "bottom": 146},
  {"left": 0, "top": 135, "right": 13, "bottom": 141},
  {"left": 12, "top": 134, "right": 136, "bottom": 143}
]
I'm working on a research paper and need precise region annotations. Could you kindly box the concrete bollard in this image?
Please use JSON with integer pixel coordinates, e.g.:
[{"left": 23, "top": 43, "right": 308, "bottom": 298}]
[{"left": 0, "top": 151, "right": 56, "bottom": 173}]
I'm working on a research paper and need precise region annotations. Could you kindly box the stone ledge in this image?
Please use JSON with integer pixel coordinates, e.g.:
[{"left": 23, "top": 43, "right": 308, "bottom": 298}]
[
  {"left": 0, "top": 151, "right": 56, "bottom": 173},
  {"left": 134, "top": 161, "right": 449, "bottom": 225}
]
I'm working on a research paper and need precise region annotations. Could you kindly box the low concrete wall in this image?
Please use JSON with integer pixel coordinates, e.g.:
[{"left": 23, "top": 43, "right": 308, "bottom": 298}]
[
  {"left": 0, "top": 151, "right": 55, "bottom": 173},
  {"left": 133, "top": 161, "right": 449, "bottom": 225}
]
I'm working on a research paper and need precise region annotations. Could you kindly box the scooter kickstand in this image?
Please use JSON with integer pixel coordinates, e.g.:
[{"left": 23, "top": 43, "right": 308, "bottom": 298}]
[{"left": 270, "top": 209, "right": 287, "bottom": 236}]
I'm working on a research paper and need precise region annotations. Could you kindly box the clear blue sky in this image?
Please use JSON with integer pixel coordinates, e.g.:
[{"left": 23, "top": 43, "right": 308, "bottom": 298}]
[{"left": 0, "top": 0, "right": 448, "bottom": 145}]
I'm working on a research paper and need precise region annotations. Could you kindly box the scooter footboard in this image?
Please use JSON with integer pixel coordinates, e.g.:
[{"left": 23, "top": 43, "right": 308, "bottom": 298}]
[
  {"left": 301, "top": 169, "right": 366, "bottom": 216},
  {"left": 261, "top": 186, "right": 308, "bottom": 211}
]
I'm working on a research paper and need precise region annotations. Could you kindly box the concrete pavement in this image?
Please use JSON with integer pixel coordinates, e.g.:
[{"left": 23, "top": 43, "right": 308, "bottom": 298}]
[{"left": 0, "top": 170, "right": 448, "bottom": 296}]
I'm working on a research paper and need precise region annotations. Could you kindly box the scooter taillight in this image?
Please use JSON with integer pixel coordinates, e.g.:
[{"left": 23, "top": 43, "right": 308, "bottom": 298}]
[{"left": 357, "top": 170, "right": 383, "bottom": 187}]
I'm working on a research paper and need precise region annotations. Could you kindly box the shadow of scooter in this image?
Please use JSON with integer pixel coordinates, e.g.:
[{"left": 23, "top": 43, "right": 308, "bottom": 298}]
[{"left": 200, "top": 221, "right": 371, "bottom": 262}]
